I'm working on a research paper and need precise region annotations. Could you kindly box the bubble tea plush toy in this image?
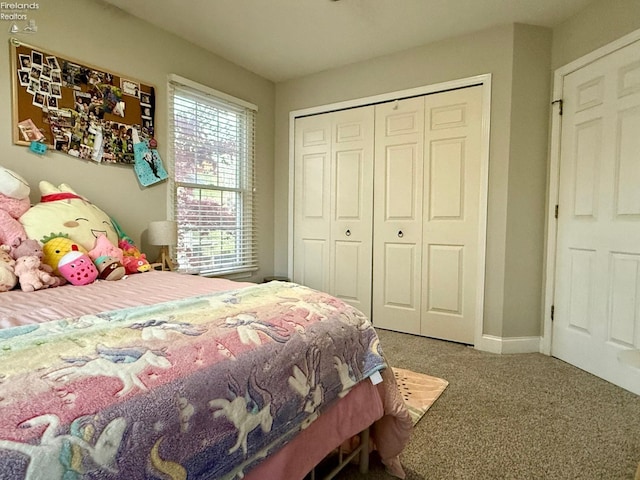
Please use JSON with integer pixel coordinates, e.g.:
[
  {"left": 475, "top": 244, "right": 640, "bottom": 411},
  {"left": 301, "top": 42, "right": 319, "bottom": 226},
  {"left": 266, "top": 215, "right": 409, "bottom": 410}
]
[{"left": 58, "top": 246, "right": 98, "bottom": 286}]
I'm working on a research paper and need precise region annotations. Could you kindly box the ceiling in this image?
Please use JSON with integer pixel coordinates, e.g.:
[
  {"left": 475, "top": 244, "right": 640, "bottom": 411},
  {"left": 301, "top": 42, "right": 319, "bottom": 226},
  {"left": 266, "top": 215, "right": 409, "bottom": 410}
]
[{"left": 101, "top": 0, "right": 594, "bottom": 83}]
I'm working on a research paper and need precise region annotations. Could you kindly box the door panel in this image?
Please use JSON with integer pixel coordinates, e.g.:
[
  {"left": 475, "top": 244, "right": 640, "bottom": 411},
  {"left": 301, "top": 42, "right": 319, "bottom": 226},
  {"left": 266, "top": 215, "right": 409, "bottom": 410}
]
[
  {"left": 373, "top": 97, "right": 424, "bottom": 333},
  {"left": 331, "top": 107, "right": 374, "bottom": 318},
  {"left": 421, "top": 86, "right": 483, "bottom": 344},
  {"left": 293, "top": 106, "right": 374, "bottom": 319},
  {"left": 552, "top": 38, "right": 640, "bottom": 395},
  {"left": 294, "top": 116, "right": 332, "bottom": 294}
]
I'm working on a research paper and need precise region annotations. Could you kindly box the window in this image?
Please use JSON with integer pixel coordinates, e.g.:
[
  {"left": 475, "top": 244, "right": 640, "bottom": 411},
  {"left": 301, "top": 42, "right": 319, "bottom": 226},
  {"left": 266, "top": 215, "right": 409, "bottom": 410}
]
[{"left": 168, "top": 75, "right": 257, "bottom": 276}]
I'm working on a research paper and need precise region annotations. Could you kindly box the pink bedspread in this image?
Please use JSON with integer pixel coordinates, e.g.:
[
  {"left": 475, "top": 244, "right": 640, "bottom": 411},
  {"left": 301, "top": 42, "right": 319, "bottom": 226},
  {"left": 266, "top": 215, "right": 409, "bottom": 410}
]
[{"left": 0, "top": 273, "right": 412, "bottom": 479}]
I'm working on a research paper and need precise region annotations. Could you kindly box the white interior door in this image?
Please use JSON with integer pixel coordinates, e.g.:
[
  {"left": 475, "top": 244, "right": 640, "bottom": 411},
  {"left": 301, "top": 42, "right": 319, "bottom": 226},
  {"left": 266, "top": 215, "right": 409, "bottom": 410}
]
[
  {"left": 552, "top": 38, "right": 640, "bottom": 395},
  {"left": 293, "top": 107, "right": 374, "bottom": 318},
  {"left": 372, "top": 97, "right": 425, "bottom": 334},
  {"left": 293, "top": 114, "right": 332, "bottom": 293},
  {"left": 420, "top": 86, "right": 483, "bottom": 344},
  {"left": 330, "top": 107, "right": 374, "bottom": 319}
]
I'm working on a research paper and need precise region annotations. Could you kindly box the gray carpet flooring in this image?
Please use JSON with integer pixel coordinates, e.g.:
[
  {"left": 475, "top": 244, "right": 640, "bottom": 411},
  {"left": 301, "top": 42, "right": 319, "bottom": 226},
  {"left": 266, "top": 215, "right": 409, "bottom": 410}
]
[{"left": 335, "top": 328, "right": 640, "bottom": 480}]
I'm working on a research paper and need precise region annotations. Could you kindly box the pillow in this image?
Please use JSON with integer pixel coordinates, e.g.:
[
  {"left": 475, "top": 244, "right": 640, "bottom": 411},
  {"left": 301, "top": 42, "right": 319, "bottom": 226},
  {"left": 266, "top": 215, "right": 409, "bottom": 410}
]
[{"left": 19, "top": 182, "right": 119, "bottom": 251}]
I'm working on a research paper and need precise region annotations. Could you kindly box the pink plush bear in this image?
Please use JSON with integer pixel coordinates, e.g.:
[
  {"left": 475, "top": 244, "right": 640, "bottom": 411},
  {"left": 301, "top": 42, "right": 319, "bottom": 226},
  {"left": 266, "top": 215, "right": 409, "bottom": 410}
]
[
  {"left": 11, "top": 238, "right": 63, "bottom": 286},
  {"left": 14, "top": 255, "right": 58, "bottom": 292},
  {"left": 0, "top": 167, "right": 31, "bottom": 248}
]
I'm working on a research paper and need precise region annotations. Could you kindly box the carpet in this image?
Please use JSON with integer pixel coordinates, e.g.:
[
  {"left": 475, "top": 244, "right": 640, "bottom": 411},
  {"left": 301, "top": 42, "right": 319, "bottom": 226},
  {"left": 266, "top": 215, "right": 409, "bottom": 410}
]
[{"left": 392, "top": 367, "right": 449, "bottom": 426}]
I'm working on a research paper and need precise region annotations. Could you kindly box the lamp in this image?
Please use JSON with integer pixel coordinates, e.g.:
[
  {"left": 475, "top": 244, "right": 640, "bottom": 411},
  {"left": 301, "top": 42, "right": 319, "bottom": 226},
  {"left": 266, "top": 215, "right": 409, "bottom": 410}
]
[{"left": 148, "top": 220, "right": 177, "bottom": 271}]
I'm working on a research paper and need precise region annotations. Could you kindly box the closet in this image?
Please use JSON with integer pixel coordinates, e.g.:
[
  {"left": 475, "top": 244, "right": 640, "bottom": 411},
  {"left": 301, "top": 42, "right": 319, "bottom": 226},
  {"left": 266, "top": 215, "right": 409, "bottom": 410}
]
[{"left": 293, "top": 85, "right": 483, "bottom": 344}]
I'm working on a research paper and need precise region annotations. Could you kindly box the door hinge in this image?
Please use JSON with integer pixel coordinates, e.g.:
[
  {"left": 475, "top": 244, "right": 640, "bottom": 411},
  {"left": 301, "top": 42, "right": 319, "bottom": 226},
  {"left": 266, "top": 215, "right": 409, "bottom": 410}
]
[
  {"left": 555, "top": 204, "right": 559, "bottom": 219},
  {"left": 551, "top": 305, "right": 555, "bottom": 321},
  {"left": 551, "top": 99, "right": 563, "bottom": 115}
]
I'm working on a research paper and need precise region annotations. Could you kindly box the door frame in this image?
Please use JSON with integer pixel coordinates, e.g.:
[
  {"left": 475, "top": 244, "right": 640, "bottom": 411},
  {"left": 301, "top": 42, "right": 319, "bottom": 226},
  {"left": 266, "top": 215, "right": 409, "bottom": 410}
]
[
  {"left": 287, "top": 73, "right": 492, "bottom": 348},
  {"left": 541, "top": 28, "right": 640, "bottom": 355}
]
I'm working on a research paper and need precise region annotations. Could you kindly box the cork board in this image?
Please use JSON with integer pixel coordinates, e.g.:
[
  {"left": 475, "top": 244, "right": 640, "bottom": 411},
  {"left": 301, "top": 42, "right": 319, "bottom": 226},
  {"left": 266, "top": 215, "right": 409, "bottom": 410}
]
[{"left": 10, "top": 39, "right": 155, "bottom": 165}]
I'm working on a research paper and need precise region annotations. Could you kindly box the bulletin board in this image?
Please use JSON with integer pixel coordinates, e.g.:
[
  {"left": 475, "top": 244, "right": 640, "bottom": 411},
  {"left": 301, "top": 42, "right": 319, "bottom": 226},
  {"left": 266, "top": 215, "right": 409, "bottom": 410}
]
[{"left": 10, "top": 39, "right": 156, "bottom": 165}]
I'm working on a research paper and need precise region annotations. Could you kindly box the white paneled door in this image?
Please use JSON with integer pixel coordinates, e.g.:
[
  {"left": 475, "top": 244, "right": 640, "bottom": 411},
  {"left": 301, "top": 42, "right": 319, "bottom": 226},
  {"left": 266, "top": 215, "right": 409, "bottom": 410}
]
[
  {"left": 552, "top": 38, "right": 640, "bottom": 395},
  {"left": 420, "top": 86, "right": 483, "bottom": 344},
  {"left": 293, "top": 107, "right": 374, "bottom": 319},
  {"left": 372, "top": 97, "right": 425, "bottom": 334}
]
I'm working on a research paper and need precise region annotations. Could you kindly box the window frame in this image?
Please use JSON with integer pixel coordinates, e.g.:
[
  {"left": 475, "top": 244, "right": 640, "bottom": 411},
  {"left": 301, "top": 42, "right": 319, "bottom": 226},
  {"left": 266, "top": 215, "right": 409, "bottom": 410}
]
[{"left": 167, "top": 74, "right": 258, "bottom": 276}]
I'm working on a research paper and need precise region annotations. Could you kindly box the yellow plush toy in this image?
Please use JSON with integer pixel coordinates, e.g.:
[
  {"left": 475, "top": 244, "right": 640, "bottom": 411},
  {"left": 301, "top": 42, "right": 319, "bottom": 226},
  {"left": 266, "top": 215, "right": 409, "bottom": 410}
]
[{"left": 19, "top": 182, "right": 119, "bottom": 251}]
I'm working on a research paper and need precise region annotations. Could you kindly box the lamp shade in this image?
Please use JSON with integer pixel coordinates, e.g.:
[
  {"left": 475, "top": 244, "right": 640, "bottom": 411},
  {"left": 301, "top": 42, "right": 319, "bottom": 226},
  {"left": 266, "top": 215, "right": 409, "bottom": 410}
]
[{"left": 148, "top": 220, "right": 177, "bottom": 246}]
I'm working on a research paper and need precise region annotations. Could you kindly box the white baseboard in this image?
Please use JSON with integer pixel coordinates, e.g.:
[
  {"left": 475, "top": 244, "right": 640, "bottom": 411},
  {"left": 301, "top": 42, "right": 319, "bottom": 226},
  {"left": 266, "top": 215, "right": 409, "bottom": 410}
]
[{"left": 476, "top": 335, "right": 542, "bottom": 354}]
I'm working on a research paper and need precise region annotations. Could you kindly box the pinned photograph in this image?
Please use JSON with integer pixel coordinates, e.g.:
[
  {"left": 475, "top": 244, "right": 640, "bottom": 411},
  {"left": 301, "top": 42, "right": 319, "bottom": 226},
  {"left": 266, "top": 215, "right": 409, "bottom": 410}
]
[
  {"left": 139, "top": 92, "right": 151, "bottom": 106},
  {"left": 46, "top": 55, "right": 60, "bottom": 71},
  {"left": 41, "top": 63, "right": 52, "bottom": 80},
  {"left": 39, "top": 79, "right": 51, "bottom": 95},
  {"left": 31, "top": 50, "right": 43, "bottom": 66},
  {"left": 19, "top": 54, "right": 31, "bottom": 69},
  {"left": 54, "top": 133, "right": 70, "bottom": 153},
  {"left": 29, "top": 65, "right": 42, "bottom": 81},
  {"left": 51, "top": 70, "right": 62, "bottom": 84},
  {"left": 50, "top": 83, "right": 62, "bottom": 98},
  {"left": 18, "top": 118, "right": 45, "bottom": 142},
  {"left": 27, "top": 79, "right": 38, "bottom": 95},
  {"left": 121, "top": 78, "right": 140, "bottom": 98},
  {"left": 32, "top": 92, "right": 45, "bottom": 108},
  {"left": 18, "top": 70, "right": 30, "bottom": 86},
  {"left": 47, "top": 96, "right": 58, "bottom": 110}
]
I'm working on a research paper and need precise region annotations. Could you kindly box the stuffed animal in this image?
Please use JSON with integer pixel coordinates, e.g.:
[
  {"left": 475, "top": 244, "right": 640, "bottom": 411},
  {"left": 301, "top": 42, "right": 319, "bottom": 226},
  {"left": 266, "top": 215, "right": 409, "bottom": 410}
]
[
  {"left": 41, "top": 233, "right": 88, "bottom": 277},
  {"left": 122, "top": 253, "right": 152, "bottom": 274},
  {"left": 11, "top": 238, "right": 64, "bottom": 287},
  {"left": 14, "top": 255, "right": 57, "bottom": 292},
  {"left": 0, "top": 244, "right": 17, "bottom": 292},
  {"left": 58, "top": 247, "right": 99, "bottom": 286},
  {"left": 89, "top": 233, "right": 124, "bottom": 263},
  {"left": 95, "top": 255, "right": 126, "bottom": 281},
  {"left": 20, "top": 181, "right": 119, "bottom": 251},
  {"left": 0, "top": 166, "right": 31, "bottom": 248}
]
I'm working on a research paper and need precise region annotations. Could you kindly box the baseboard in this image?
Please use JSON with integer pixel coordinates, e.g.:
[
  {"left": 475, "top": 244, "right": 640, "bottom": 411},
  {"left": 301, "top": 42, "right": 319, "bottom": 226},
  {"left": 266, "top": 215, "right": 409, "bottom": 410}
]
[{"left": 476, "top": 335, "right": 542, "bottom": 354}]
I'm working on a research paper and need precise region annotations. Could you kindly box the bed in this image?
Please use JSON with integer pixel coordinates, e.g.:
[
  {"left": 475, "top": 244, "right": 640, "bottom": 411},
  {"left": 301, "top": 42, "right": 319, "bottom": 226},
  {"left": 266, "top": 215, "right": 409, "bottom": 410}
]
[{"left": 0, "top": 271, "right": 412, "bottom": 480}]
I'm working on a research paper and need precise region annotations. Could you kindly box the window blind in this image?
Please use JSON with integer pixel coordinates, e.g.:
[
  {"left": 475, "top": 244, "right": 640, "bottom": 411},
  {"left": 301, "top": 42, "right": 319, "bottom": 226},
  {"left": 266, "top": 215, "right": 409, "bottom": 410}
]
[{"left": 168, "top": 77, "right": 257, "bottom": 276}]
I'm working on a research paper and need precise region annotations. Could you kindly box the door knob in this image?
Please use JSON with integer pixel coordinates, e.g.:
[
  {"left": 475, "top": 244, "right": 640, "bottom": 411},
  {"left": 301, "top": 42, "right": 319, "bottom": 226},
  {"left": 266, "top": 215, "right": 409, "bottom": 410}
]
[
  {"left": 345, "top": 229, "right": 351, "bottom": 236},
  {"left": 397, "top": 230, "right": 404, "bottom": 238}
]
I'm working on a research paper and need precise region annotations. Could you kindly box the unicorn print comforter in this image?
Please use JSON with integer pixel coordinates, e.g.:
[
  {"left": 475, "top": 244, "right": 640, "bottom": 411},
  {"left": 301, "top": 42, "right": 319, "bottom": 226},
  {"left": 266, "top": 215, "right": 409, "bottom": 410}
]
[{"left": 0, "top": 280, "right": 388, "bottom": 480}]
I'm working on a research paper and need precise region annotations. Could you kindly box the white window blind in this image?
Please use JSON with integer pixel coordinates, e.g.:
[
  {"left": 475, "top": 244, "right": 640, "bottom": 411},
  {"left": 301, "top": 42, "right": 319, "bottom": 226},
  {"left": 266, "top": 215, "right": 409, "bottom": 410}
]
[{"left": 168, "top": 77, "right": 257, "bottom": 276}]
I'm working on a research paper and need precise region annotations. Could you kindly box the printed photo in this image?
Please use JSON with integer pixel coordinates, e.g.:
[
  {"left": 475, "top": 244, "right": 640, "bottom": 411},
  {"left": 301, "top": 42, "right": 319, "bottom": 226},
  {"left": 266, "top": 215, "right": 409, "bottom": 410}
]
[
  {"left": 31, "top": 51, "right": 43, "bottom": 66},
  {"left": 141, "top": 105, "right": 152, "bottom": 117},
  {"left": 39, "top": 79, "right": 51, "bottom": 94},
  {"left": 74, "top": 91, "right": 92, "bottom": 113},
  {"left": 139, "top": 92, "right": 151, "bottom": 106},
  {"left": 27, "top": 79, "right": 38, "bottom": 95},
  {"left": 32, "top": 92, "right": 45, "bottom": 108},
  {"left": 51, "top": 70, "right": 62, "bottom": 84},
  {"left": 62, "top": 61, "right": 83, "bottom": 88},
  {"left": 50, "top": 83, "right": 62, "bottom": 98},
  {"left": 54, "top": 133, "right": 70, "bottom": 152},
  {"left": 29, "top": 65, "right": 42, "bottom": 81},
  {"left": 121, "top": 78, "right": 140, "bottom": 97},
  {"left": 47, "top": 96, "right": 58, "bottom": 110},
  {"left": 17, "top": 118, "right": 44, "bottom": 142},
  {"left": 46, "top": 55, "right": 60, "bottom": 71},
  {"left": 18, "top": 70, "right": 30, "bottom": 86},
  {"left": 19, "top": 54, "right": 31, "bottom": 69},
  {"left": 41, "top": 63, "right": 52, "bottom": 80}
]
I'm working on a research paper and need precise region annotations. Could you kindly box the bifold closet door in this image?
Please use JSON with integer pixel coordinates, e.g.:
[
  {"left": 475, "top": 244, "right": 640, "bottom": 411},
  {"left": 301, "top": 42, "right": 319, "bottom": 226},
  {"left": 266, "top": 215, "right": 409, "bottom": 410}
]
[
  {"left": 293, "top": 107, "right": 374, "bottom": 319},
  {"left": 372, "top": 97, "right": 425, "bottom": 334},
  {"left": 420, "top": 85, "right": 483, "bottom": 344}
]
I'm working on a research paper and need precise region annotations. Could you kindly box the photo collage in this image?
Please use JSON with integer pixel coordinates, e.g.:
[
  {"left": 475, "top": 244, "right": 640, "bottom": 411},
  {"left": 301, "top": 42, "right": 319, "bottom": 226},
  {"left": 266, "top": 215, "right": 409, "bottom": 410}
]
[{"left": 16, "top": 49, "right": 155, "bottom": 165}]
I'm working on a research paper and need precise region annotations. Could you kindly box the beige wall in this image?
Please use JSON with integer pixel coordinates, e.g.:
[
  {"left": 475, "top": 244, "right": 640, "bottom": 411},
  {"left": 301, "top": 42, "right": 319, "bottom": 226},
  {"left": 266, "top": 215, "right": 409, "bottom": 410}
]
[
  {"left": 552, "top": 0, "right": 640, "bottom": 70},
  {"left": 0, "top": 0, "right": 276, "bottom": 283},
  {"left": 275, "top": 24, "right": 519, "bottom": 338},
  {"left": 275, "top": 0, "right": 640, "bottom": 341}
]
